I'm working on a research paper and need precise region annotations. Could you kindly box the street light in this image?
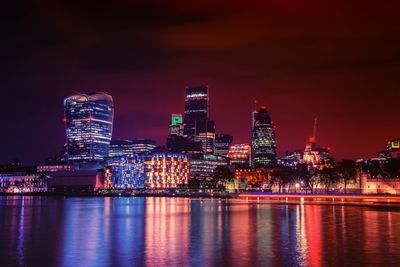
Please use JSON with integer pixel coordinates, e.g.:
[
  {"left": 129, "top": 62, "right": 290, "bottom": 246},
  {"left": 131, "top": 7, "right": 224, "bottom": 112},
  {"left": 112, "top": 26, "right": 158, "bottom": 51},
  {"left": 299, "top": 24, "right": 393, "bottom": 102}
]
[{"left": 295, "top": 183, "right": 300, "bottom": 193}]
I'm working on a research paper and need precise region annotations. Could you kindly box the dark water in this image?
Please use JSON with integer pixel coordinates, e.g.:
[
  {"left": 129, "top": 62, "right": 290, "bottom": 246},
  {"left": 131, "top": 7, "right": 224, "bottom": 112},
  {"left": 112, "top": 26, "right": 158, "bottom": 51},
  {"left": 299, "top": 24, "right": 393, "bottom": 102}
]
[{"left": 1, "top": 197, "right": 400, "bottom": 267}]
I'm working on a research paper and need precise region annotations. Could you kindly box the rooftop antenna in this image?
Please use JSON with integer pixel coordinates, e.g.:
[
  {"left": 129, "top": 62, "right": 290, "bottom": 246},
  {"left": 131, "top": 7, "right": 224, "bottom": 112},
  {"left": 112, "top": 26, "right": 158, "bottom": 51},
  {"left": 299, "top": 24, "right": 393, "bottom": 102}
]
[{"left": 252, "top": 100, "right": 258, "bottom": 129}]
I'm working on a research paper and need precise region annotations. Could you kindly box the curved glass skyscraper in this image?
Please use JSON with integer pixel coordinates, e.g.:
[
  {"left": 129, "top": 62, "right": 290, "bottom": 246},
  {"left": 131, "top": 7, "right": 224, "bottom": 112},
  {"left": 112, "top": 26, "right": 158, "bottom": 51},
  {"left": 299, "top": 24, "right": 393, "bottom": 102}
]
[
  {"left": 64, "top": 92, "right": 114, "bottom": 162},
  {"left": 251, "top": 106, "right": 277, "bottom": 167}
]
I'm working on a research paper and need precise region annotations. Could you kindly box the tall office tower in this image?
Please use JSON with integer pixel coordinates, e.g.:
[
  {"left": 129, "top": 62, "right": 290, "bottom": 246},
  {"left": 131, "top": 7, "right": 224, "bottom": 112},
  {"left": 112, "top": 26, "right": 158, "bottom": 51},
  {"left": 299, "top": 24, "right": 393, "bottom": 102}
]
[
  {"left": 214, "top": 134, "right": 233, "bottom": 157},
  {"left": 183, "top": 86, "right": 209, "bottom": 137},
  {"left": 251, "top": 106, "right": 277, "bottom": 167},
  {"left": 169, "top": 114, "right": 184, "bottom": 136},
  {"left": 64, "top": 92, "right": 114, "bottom": 162}
]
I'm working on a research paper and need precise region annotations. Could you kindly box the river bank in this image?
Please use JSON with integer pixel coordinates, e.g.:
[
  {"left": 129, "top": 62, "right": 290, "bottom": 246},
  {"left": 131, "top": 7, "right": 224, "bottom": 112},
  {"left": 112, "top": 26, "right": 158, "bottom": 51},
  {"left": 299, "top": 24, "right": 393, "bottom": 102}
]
[{"left": 1, "top": 191, "right": 400, "bottom": 200}]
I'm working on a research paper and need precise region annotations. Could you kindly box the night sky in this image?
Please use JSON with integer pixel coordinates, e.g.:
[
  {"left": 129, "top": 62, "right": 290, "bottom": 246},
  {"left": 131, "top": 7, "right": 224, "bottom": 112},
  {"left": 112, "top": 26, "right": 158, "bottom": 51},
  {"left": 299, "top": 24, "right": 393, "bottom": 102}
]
[{"left": 1, "top": 0, "right": 399, "bottom": 164}]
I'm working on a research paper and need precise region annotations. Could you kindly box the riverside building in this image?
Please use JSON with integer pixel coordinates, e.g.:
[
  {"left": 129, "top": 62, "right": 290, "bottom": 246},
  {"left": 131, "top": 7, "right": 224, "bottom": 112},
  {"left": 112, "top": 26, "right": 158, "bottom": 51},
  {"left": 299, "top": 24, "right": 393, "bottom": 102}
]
[{"left": 64, "top": 92, "right": 114, "bottom": 162}]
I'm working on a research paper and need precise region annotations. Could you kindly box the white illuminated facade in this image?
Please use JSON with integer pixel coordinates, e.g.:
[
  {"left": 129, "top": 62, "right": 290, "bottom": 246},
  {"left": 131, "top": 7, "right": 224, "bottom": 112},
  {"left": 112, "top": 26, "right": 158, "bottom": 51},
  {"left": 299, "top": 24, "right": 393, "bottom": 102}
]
[
  {"left": 302, "top": 138, "right": 332, "bottom": 169},
  {"left": 227, "top": 144, "right": 251, "bottom": 166},
  {"left": 145, "top": 153, "right": 190, "bottom": 188}
]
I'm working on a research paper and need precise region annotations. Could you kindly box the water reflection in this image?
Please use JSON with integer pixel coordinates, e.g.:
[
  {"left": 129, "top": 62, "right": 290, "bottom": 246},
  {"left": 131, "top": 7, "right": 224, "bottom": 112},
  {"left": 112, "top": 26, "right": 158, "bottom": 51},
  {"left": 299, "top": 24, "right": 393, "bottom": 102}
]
[{"left": 1, "top": 197, "right": 400, "bottom": 266}]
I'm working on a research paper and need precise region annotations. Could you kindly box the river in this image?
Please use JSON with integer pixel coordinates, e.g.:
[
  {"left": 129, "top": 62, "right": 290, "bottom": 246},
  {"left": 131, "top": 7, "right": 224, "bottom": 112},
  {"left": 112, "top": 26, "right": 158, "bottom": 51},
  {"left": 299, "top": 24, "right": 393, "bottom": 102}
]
[{"left": 1, "top": 196, "right": 399, "bottom": 266}]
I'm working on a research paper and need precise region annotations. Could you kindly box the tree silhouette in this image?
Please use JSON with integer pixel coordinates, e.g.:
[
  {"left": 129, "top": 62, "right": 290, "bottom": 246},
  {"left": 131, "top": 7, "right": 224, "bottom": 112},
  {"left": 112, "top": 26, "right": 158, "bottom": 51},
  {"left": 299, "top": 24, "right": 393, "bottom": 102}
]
[
  {"left": 337, "top": 160, "right": 357, "bottom": 194},
  {"left": 319, "top": 166, "right": 338, "bottom": 193},
  {"left": 213, "top": 166, "right": 233, "bottom": 182},
  {"left": 272, "top": 167, "right": 295, "bottom": 193},
  {"left": 384, "top": 158, "right": 400, "bottom": 178}
]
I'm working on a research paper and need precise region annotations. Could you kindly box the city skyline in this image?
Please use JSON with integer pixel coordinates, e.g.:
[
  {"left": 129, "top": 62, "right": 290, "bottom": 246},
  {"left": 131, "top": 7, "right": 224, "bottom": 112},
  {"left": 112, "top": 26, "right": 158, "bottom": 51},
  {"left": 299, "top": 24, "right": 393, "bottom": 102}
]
[
  {"left": 0, "top": 86, "right": 399, "bottom": 164},
  {"left": 1, "top": 1, "right": 400, "bottom": 164},
  {"left": 2, "top": 2, "right": 400, "bottom": 267}
]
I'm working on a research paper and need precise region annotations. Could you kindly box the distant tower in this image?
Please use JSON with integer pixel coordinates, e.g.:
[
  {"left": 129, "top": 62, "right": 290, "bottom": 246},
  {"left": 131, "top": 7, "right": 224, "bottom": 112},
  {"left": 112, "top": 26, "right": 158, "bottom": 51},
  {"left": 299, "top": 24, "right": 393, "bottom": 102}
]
[
  {"left": 183, "top": 86, "right": 209, "bottom": 137},
  {"left": 64, "top": 92, "right": 114, "bottom": 162},
  {"left": 183, "top": 86, "right": 215, "bottom": 154},
  {"left": 310, "top": 117, "right": 318, "bottom": 143},
  {"left": 251, "top": 106, "right": 277, "bottom": 167}
]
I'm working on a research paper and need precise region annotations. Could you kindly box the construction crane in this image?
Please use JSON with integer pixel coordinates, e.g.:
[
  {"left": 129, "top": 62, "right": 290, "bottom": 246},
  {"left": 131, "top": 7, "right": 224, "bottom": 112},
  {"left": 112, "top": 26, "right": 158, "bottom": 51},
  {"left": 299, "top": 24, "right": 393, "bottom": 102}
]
[{"left": 309, "top": 117, "right": 318, "bottom": 143}]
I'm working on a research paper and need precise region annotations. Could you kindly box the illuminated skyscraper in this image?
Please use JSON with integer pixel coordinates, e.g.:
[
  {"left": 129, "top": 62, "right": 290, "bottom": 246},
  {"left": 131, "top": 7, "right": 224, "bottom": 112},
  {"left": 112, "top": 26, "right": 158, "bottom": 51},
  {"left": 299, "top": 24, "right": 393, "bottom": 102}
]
[
  {"left": 183, "top": 86, "right": 209, "bottom": 137},
  {"left": 64, "top": 92, "right": 114, "bottom": 162},
  {"left": 181, "top": 86, "right": 216, "bottom": 154},
  {"left": 251, "top": 106, "right": 277, "bottom": 167}
]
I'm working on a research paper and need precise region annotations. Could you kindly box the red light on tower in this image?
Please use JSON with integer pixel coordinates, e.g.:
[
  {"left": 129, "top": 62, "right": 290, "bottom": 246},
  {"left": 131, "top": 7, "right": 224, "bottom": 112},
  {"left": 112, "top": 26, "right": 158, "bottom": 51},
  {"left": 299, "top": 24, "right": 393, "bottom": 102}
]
[{"left": 63, "top": 117, "right": 68, "bottom": 123}]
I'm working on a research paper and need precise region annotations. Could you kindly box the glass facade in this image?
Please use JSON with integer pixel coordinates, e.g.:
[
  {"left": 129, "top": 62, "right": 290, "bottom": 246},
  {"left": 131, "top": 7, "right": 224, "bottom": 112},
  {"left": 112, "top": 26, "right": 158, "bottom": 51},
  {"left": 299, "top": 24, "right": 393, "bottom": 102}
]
[
  {"left": 214, "top": 134, "right": 233, "bottom": 157},
  {"left": 190, "top": 154, "right": 228, "bottom": 180},
  {"left": 109, "top": 139, "right": 156, "bottom": 157},
  {"left": 194, "top": 121, "right": 215, "bottom": 154},
  {"left": 64, "top": 92, "right": 114, "bottom": 162},
  {"left": 106, "top": 156, "right": 146, "bottom": 189},
  {"left": 251, "top": 106, "right": 277, "bottom": 167}
]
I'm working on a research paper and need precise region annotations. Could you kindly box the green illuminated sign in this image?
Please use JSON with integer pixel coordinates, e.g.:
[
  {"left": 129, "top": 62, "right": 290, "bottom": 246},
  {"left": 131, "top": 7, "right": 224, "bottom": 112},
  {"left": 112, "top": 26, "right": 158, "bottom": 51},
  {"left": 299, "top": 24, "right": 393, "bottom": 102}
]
[{"left": 171, "top": 114, "right": 183, "bottom": 126}]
